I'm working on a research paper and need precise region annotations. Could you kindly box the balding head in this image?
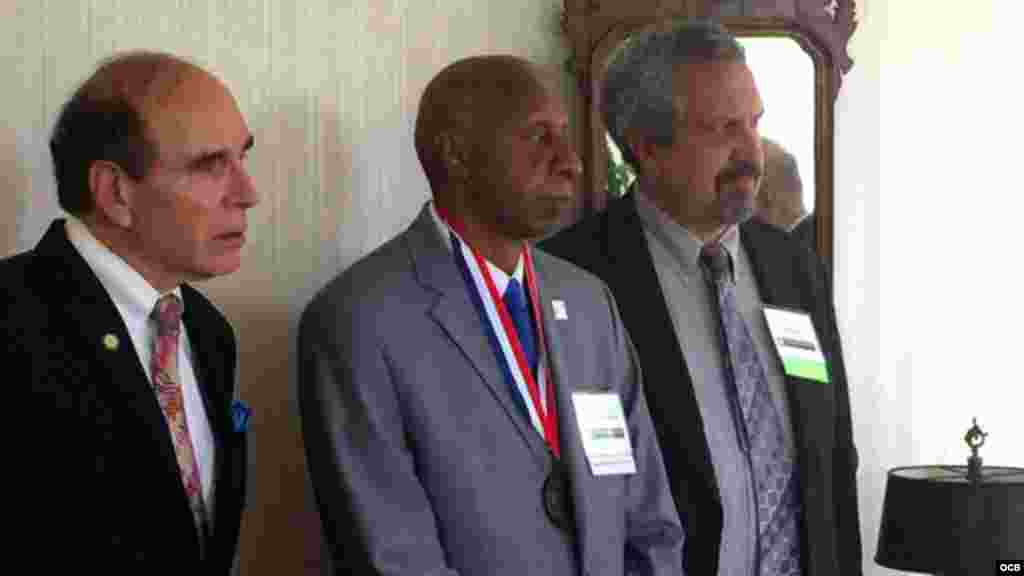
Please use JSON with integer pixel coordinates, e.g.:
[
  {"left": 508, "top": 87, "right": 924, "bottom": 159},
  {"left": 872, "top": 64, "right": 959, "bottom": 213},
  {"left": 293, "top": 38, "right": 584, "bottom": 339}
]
[
  {"left": 50, "top": 51, "right": 216, "bottom": 214},
  {"left": 414, "top": 55, "right": 549, "bottom": 197},
  {"left": 414, "top": 54, "right": 578, "bottom": 254}
]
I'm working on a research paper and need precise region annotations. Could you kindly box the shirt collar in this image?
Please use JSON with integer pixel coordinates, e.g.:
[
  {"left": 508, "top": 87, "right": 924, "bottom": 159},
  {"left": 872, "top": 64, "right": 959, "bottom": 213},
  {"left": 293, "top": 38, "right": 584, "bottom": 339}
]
[
  {"left": 428, "top": 201, "right": 524, "bottom": 293},
  {"left": 634, "top": 186, "right": 740, "bottom": 281},
  {"left": 65, "top": 216, "right": 184, "bottom": 321}
]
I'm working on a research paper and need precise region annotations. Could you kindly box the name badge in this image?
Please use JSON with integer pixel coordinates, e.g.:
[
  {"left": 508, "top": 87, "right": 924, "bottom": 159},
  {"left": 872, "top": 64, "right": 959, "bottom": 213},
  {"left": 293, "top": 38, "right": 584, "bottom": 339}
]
[
  {"left": 571, "top": 392, "right": 636, "bottom": 476},
  {"left": 762, "top": 305, "right": 830, "bottom": 384}
]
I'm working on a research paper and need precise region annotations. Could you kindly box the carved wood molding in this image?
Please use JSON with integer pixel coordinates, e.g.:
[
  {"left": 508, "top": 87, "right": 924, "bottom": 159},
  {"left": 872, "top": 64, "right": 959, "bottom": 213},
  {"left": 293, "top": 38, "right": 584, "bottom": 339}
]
[
  {"left": 790, "top": 0, "right": 857, "bottom": 99},
  {"left": 558, "top": 0, "right": 856, "bottom": 268},
  {"left": 562, "top": 0, "right": 857, "bottom": 99}
]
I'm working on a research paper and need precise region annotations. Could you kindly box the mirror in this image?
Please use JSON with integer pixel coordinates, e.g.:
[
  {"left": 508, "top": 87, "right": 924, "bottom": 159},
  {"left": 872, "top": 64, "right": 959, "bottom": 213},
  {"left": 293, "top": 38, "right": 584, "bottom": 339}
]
[
  {"left": 741, "top": 37, "right": 815, "bottom": 230},
  {"left": 559, "top": 0, "right": 859, "bottom": 273}
]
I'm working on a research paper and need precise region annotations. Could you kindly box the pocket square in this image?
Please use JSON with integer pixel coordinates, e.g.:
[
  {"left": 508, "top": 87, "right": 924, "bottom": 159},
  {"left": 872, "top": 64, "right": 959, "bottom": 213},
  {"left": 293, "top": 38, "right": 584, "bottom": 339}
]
[{"left": 231, "top": 400, "right": 251, "bottom": 433}]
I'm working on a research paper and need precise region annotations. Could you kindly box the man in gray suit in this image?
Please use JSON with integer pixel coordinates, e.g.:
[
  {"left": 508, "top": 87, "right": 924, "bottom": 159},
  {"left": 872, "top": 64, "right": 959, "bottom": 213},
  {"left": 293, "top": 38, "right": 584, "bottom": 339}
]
[{"left": 298, "top": 55, "right": 683, "bottom": 576}]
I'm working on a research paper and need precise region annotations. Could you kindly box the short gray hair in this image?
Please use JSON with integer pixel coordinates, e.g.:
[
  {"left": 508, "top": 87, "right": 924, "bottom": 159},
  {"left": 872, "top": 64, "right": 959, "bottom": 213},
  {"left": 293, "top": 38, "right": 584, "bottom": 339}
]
[{"left": 602, "top": 19, "right": 745, "bottom": 169}]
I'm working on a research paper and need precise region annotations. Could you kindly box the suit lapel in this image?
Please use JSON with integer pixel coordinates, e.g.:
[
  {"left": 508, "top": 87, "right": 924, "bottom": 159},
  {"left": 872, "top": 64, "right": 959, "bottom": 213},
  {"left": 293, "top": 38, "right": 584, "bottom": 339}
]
[
  {"left": 181, "top": 291, "right": 228, "bottom": 448},
  {"left": 604, "top": 194, "right": 721, "bottom": 501},
  {"left": 740, "top": 222, "right": 837, "bottom": 570},
  {"left": 181, "top": 286, "right": 245, "bottom": 569},
  {"left": 31, "top": 221, "right": 198, "bottom": 543},
  {"left": 532, "top": 251, "right": 619, "bottom": 568},
  {"left": 739, "top": 221, "right": 808, "bottom": 311},
  {"left": 529, "top": 248, "right": 576, "bottom": 462},
  {"left": 740, "top": 221, "right": 836, "bottom": 424},
  {"left": 406, "top": 207, "right": 550, "bottom": 465}
]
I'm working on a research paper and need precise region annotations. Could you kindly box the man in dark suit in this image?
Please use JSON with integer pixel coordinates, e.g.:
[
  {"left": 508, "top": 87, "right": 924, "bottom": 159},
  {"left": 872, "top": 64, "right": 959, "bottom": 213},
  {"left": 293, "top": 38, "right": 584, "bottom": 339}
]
[
  {"left": 754, "top": 137, "right": 819, "bottom": 257},
  {"left": 541, "top": 20, "right": 862, "bottom": 576},
  {"left": 299, "top": 55, "right": 683, "bottom": 575},
  {"left": 5, "top": 51, "right": 257, "bottom": 572}
]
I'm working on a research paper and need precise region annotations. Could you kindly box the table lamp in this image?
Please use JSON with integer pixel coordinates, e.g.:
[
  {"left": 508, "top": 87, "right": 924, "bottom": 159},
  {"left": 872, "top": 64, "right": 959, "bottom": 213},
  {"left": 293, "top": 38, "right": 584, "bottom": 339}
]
[{"left": 875, "top": 419, "right": 1023, "bottom": 575}]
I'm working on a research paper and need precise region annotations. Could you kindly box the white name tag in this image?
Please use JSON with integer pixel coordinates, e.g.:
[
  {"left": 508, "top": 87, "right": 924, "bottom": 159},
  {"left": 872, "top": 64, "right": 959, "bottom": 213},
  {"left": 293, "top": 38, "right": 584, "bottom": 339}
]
[
  {"left": 762, "top": 305, "right": 830, "bottom": 383},
  {"left": 571, "top": 392, "right": 636, "bottom": 476}
]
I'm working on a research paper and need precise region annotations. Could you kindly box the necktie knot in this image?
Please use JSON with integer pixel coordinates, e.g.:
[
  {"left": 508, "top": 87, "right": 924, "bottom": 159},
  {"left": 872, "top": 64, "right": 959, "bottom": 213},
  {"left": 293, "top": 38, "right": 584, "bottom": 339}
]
[
  {"left": 152, "top": 294, "right": 183, "bottom": 337},
  {"left": 700, "top": 243, "right": 732, "bottom": 283},
  {"left": 504, "top": 279, "right": 528, "bottom": 313},
  {"left": 503, "top": 278, "right": 539, "bottom": 376}
]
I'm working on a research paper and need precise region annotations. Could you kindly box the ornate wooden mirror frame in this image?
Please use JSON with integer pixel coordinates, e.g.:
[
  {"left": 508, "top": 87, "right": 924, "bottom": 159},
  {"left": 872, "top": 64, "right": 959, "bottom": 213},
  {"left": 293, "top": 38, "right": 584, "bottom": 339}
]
[{"left": 560, "top": 0, "right": 858, "bottom": 268}]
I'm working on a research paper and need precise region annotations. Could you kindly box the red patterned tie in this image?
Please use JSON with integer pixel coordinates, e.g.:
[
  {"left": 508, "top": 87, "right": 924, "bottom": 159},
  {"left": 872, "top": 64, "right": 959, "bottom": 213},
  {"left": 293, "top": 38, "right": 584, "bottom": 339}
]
[{"left": 151, "top": 294, "right": 208, "bottom": 545}]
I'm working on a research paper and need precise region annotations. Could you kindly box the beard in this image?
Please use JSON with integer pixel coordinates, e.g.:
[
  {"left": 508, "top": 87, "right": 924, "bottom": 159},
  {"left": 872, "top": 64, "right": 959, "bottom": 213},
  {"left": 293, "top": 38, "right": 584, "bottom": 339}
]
[{"left": 715, "top": 159, "right": 762, "bottom": 226}]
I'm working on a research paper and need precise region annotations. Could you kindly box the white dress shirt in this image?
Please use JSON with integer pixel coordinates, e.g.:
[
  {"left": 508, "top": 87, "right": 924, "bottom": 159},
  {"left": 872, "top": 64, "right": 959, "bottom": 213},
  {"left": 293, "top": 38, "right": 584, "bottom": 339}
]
[
  {"left": 634, "top": 189, "right": 795, "bottom": 576},
  {"left": 66, "top": 217, "right": 216, "bottom": 524},
  {"left": 429, "top": 202, "right": 554, "bottom": 435},
  {"left": 429, "top": 201, "right": 525, "bottom": 290}
]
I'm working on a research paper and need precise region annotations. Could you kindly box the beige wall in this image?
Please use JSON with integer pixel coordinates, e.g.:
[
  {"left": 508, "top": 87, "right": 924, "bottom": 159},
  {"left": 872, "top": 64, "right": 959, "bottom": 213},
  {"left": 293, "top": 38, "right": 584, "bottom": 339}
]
[
  {"left": 1, "top": 2, "right": 570, "bottom": 573},
  {"left": 836, "top": 2, "right": 1024, "bottom": 573}
]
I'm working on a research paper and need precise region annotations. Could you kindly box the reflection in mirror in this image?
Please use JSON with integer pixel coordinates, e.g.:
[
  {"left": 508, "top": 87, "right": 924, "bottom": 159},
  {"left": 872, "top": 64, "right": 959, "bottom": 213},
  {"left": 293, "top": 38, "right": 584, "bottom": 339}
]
[
  {"left": 603, "top": 35, "right": 816, "bottom": 245},
  {"left": 739, "top": 37, "right": 815, "bottom": 233}
]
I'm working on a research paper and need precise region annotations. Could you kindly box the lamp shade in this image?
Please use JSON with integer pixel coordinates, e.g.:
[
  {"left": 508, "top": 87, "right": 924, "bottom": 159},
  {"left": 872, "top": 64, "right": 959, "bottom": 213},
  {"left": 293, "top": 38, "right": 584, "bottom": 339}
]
[{"left": 876, "top": 465, "right": 1024, "bottom": 575}]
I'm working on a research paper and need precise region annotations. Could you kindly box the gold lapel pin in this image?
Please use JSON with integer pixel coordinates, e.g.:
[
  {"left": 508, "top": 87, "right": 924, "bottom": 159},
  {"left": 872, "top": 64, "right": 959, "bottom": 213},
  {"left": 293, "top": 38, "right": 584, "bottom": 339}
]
[{"left": 102, "top": 333, "right": 119, "bottom": 351}]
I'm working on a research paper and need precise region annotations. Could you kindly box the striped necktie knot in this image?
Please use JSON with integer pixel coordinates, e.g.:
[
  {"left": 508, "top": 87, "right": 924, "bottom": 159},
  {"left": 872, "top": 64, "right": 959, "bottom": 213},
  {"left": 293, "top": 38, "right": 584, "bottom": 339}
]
[
  {"left": 700, "top": 243, "right": 733, "bottom": 284},
  {"left": 153, "top": 293, "right": 183, "bottom": 338}
]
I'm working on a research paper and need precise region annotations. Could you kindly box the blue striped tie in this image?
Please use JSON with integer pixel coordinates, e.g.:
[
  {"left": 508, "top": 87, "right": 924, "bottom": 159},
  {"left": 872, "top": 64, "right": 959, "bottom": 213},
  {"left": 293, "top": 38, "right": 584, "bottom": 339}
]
[
  {"left": 701, "top": 243, "right": 802, "bottom": 576},
  {"left": 504, "top": 278, "right": 538, "bottom": 420}
]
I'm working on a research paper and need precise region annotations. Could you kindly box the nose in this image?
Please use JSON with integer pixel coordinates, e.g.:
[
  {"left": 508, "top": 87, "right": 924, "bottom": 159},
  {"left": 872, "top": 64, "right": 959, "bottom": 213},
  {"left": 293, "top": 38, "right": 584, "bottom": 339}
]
[
  {"left": 552, "top": 129, "right": 581, "bottom": 181},
  {"left": 229, "top": 157, "right": 259, "bottom": 209},
  {"left": 733, "top": 122, "right": 763, "bottom": 171}
]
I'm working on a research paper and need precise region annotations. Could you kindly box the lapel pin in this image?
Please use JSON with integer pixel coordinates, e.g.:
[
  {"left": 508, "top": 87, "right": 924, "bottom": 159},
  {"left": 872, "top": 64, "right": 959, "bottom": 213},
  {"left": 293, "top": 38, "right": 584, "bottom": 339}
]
[
  {"left": 552, "top": 300, "right": 568, "bottom": 320},
  {"left": 102, "top": 333, "right": 119, "bottom": 351}
]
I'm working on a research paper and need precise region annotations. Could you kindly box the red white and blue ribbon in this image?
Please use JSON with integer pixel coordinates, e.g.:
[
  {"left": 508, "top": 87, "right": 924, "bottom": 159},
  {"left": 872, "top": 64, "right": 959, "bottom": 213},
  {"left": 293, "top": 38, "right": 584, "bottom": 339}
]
[{"left": 436, "top": 206, "right": 560, "bottom": 456}]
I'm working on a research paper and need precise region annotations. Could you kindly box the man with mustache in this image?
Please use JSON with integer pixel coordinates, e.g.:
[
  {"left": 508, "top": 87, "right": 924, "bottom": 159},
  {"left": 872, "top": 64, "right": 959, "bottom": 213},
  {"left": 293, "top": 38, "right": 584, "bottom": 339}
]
[{"left": 541, "top": 20, "right": 862, "bottom": 576}]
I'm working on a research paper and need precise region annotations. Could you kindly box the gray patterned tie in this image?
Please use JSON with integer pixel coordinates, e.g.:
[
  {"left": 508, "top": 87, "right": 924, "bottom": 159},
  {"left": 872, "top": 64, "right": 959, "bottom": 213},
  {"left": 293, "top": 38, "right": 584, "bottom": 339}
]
[{"left": 701, "top": 243, "right": 802, "bottom": 576}]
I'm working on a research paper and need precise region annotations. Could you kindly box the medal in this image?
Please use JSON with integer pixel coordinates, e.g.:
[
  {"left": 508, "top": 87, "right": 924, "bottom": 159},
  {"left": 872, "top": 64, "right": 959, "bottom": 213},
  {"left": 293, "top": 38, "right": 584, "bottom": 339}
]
[{"left": 543, "top": 456, "right": 573, "bottom": 532}]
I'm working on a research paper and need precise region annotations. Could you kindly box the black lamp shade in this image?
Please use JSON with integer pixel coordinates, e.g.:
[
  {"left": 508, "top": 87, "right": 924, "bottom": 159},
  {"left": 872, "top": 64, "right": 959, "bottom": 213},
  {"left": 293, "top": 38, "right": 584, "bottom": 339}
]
[{"left": 876, "top": 465, "right": 1024, "bottom": 575}]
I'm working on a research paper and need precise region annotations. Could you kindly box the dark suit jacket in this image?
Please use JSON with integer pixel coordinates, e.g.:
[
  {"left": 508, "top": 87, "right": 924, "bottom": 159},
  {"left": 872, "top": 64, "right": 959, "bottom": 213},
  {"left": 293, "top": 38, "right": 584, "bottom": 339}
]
[
  {"left": 5, "top": 220, "right": 247, "bottom": 573},
  {"left": 540, "top": 193, "right": 862, "bottom": 576},
  {"left": 791, "top": 212, "right": 816, "bottom": 253}
]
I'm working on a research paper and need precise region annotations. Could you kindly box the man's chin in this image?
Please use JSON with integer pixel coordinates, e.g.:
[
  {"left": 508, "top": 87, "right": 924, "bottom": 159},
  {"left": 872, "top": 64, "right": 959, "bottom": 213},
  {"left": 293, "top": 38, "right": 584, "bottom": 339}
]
[
  {"left": 537, "top": 199, "right": 573, "bottom": 229},
  {"left": 724, "top": 205, "right": 755, "bottom": 227},
  {"left": 512, "top": 216, "right": 562, "bottom": 242},
  {"left": 192, "top": 258, "right": 243, "bottom": 282},
  {"left": 717, "top": 189, "right": 756, "bottom": 227}
]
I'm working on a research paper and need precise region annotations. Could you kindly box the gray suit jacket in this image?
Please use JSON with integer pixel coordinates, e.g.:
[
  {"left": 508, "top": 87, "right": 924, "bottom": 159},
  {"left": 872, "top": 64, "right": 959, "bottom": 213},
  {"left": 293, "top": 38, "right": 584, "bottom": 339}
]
[{"left": 299, "top": 204, "right": 683, "bottom": 576}]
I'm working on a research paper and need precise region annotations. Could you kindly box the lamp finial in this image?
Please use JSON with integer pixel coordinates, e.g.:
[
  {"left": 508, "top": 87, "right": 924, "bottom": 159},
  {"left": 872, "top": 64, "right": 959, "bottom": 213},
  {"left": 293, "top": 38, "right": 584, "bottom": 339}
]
[{"left": 965, "top": 417, "right": 987, "bottom": 483}]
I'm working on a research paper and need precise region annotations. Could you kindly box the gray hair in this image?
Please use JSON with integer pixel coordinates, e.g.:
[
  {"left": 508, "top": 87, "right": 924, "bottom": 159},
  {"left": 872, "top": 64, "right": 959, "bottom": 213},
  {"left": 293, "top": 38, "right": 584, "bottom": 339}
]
[{"left": 602, "top": 19, "right": 745, "bottom": 169}]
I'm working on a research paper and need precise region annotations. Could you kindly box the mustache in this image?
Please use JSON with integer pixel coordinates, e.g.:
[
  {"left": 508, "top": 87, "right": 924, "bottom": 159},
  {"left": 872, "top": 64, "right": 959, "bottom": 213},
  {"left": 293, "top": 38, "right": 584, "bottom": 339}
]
[{"left": 717, "top": 160, "right": 763, "bottom": 183}]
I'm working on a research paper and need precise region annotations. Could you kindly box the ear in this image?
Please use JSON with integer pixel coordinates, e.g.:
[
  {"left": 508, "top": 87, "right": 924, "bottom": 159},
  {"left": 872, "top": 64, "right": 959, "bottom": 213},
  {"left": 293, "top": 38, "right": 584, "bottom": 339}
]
[
  {"left": 439, "top": 132, "right": 467, "bottom": 164},
  {"left": 89, "top": 160, "right": 134, "bottom": 229},
  {"left": 437, "top": 131, "right": 470, "bottom": 179}
]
